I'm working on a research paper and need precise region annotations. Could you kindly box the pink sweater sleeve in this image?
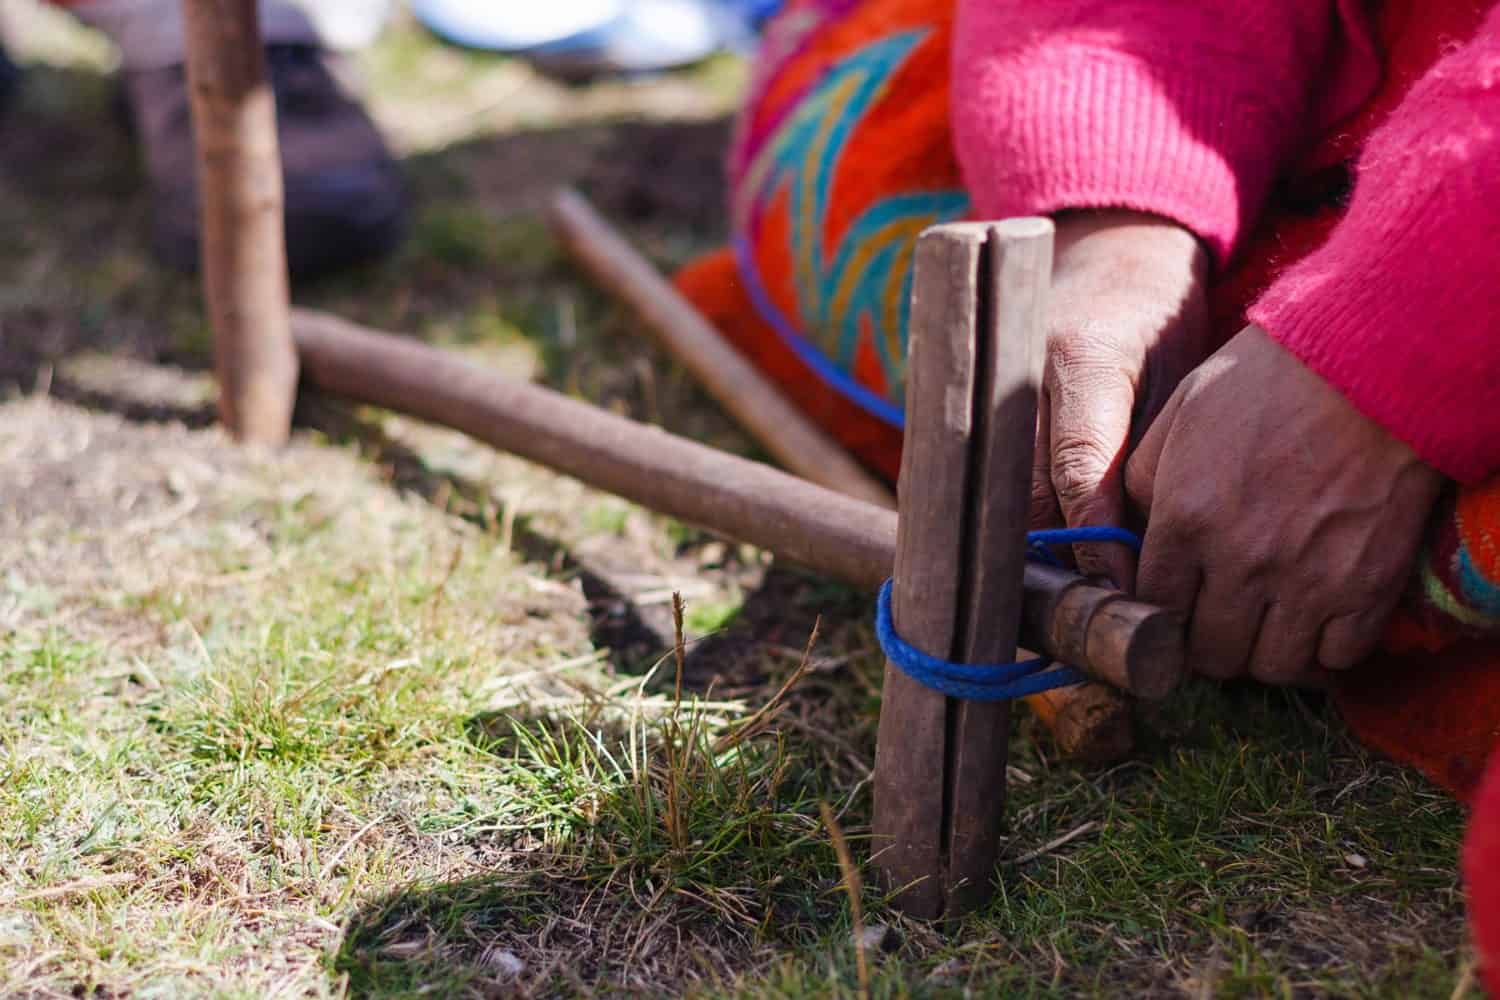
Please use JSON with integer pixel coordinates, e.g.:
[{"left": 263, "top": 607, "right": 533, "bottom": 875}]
[
  {"left": 1250, "top": 8, "right": 1500, "bottom": 485},
  {"left": 950, "top": 1, "right": 1377, "bottom": 266}
]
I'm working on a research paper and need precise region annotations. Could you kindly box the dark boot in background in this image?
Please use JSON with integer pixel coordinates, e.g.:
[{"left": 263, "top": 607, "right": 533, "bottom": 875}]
[
  {"left": 122, "top": 44, "right": 406, "bottom": 281},
  {"left": 0, "top": 42, "right": 18, "bottom": 107}
]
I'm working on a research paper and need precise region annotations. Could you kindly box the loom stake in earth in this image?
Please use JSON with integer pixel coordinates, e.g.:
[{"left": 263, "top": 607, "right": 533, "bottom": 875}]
[{"left": 181, "top": 0, "right": 1184, "bottom": 922}]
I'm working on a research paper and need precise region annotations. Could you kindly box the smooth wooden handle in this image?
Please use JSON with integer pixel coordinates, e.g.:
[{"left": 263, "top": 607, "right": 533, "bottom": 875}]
[{"left": 1023, "top": 563, "right": 1183, "bottom": 700}]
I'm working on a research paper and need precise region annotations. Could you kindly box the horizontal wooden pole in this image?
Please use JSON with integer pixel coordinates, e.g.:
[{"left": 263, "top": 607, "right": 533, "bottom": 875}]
[
  {"left": 290, "top": 308, "right": 1183, "bottom": 699},
  {"left": 293, "top": 308, "right": 892, "bottom": 588}
]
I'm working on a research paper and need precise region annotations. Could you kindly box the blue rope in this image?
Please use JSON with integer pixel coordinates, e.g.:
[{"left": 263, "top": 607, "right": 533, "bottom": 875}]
[{"left": 875, "top": 527, "right": 1143, "bottom": 701}]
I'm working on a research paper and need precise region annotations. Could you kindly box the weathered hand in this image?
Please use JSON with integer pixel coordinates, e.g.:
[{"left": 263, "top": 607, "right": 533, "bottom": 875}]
[
  {"left": 1124, "top": 325, "right": 1445, "bottom": 685},
  {"left": 1034, "top": 210, "right": 1212, "bottom": 589}
]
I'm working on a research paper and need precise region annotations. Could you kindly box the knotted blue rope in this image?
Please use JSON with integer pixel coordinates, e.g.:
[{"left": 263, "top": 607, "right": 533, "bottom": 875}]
[{"left": 876, "top": 527, "right": 1143, "bottom": 701}]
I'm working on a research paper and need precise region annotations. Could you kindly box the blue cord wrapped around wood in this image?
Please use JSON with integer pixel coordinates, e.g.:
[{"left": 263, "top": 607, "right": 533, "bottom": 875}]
[{"left": 876, "top": 527, "right": 1142, "bottom": 700}]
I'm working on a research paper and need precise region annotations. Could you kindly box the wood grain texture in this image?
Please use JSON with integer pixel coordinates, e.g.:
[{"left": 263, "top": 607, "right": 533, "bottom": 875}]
[
  {"left": 869, "top": 224, "right": 990, "bottom": 918},
  {"left": 181, "top": 0, "right": 297, "bottom": 445},
  {"left": 1023, "top": 564, "right": 1184, "bottom": 700},
  {"left": 943, "top": 218, "right": 1053, "bottom": 914},
  {"left": 547, "top": 189, "right": 895, "bottom": 510},
  {"left": 1026, "top": 683, "right": 1135, "bottom": 763}
]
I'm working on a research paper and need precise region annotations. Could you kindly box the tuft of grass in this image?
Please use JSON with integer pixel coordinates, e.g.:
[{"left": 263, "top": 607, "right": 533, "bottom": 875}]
[
  {"left": 337, "top": 645, "right": 848, "bottom": 995},
  {"left": 686, "top": 595, "right": 745, "bottom": 635}
]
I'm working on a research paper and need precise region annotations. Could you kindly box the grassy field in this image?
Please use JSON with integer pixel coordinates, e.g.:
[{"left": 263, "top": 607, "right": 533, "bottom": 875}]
[{"left": 0, "top": 5, "right": 1478, "bottom": 997}]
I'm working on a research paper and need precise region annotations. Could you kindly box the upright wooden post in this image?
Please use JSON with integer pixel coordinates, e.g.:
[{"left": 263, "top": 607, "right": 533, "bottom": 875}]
[
  {"left": 871, "top": 218, "right": 1053, "bottom": 919},
  {"left": 181, "top": 0, "right": 298, "bottom": 445}
]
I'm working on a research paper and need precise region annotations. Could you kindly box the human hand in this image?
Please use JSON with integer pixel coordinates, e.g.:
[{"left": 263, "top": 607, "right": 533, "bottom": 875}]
[
  {"left": 1124, "top": 325, "right": 1445, "bottom": 685},
  {"left": 1034, "top": 209, "right": 1212, "bottom": 589}
]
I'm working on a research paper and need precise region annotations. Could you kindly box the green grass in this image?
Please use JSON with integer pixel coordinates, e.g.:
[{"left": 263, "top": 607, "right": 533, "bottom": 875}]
[
  {"left": 685, "top": 596, "right": 745, "bottom": 635},
  {"left": 0, "top": 479, "right": 1477, "bottom": 995},
  {"left": 0, "top": 8, "right": 1480, "bottom": 998}
]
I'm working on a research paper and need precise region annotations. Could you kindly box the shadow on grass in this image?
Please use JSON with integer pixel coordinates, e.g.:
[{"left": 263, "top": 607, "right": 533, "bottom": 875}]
[
  {"left": 294, "top": 392, "right": 874, "bottom": 689},
  {"left": 325, "top": 681, "right": 1473, "bottom": 999},
  {"left": 331, "top": 693, "right": 852, "bottom": 997},
  {"left": 332, "top": 869, "right": 579, "bottom": 996}
]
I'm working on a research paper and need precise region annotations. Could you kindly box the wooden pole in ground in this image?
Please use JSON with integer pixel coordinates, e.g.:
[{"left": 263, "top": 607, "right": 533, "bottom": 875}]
[
  {"left": 871, "top": 220, "right": 1050, "bottom": 919},
  {"left": 181, "top": 0, "right": 298, "bottom": 445},
  {"left": 290, "top": 307, "right": 1183, "bottom": 700},
  {"left": 546, "top": 189, "right": 896, "bottom": 510}
]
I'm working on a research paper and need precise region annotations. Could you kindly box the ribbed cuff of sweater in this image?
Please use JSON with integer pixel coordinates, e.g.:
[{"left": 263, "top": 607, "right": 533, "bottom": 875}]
[
  {"left": 1250, "top": 230, "right": 1500, "bottom": 486},
  {"left": 1249, "top": 6, "right": 1500, "bottom": 487},
  {"left": 951, "top": 45, "right": 1293, "bottom": 268}
]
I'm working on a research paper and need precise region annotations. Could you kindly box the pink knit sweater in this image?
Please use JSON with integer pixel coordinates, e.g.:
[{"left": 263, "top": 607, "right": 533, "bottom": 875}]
[{"left": 951, "top": 1, "right": 1500, "bottom": 485}]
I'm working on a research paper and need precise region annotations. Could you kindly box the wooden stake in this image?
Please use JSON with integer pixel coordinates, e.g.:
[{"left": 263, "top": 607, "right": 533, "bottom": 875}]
[
  {"left": 181, "top": 0, "right": 297, "bottom": 445},
  {"left": 946, "top": 218, "right": 1055, "bottom": 912},
  {"left": 546, "top": 188, "right": 896, "bottom": 510},
  {"left": 871, "top": 220, "right": 1052, "bottom": 919},
  {"left": 867, "top": 225, "right": 987, "bottom": 918},
  {"left": 290, "top": 307, "right": 1183, "bottom": 699}
]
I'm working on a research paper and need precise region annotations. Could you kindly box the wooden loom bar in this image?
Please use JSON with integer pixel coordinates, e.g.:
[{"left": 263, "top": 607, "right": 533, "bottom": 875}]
[
  {"left": 290, "top": 307, "right": 1183, "bottom": 701},
  {"left": 870, "top": 221, "right": 1054, "bottom": 918},
  {"left": 867, "top": 225, "right": 989, "bottom": 918},
  {"left": 945, "top": 219, "right": 1053, "bottom": 913}
]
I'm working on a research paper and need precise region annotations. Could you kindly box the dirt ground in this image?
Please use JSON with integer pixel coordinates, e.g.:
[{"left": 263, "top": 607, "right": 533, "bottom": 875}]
[{"left": 0, "top": 4, "right": 1480, "bottom": 998}]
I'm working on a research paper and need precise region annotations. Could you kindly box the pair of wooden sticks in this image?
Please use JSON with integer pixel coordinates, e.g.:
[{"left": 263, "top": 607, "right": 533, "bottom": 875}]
[
  {"left": 291, "top": 219, "right": 1181, "bottom": 919},
  {"left": 547, "top": 191, "right": 1143, "bottom": 766},
  {"left": 180, "top": 0, "right": 1183, "bottom": 920}
]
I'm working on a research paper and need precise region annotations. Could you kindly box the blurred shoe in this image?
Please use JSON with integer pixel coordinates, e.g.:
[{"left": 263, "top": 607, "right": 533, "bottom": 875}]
[
  {"left": 0, "top": 42, "right": 18, "bottom": 106},
  {"left": 123, "top": 44, "right": 406, "bottom": 280}
]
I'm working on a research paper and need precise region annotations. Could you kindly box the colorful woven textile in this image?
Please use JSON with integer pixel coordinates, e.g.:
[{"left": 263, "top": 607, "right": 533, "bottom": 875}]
[
  {"left": 677, "top": 0, "right": 1500, "bottom": 799},
  {"left": 728, "top": 0, "right": 969, "bottom": 428}
]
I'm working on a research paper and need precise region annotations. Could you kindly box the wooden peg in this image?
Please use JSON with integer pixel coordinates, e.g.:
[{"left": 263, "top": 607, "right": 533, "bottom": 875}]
[
  {"left": 181, "top": 0, "right": 298, "bottom": 445},
  {"left": 870, "top": 218, "right": 1053, "bottom": 919}
]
